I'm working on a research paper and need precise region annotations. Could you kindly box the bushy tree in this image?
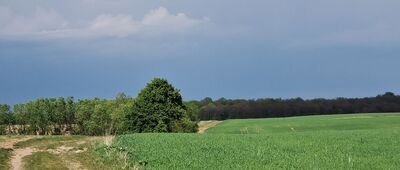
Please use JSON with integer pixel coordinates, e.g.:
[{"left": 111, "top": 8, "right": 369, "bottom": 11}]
[
  {"left": 87, "top": 103, "right": 110, "bottom": 135},
  {"left": 14, "top": 104, "right": 28, "bottom": 134},
  {"left": 75, "top": 99, "right": 96, "bottom": 135},
  {"left": 0, "top": 104, "right": 9, "bottom": 125},
  {"left": 26, "top": 99, "right": 53, "bottom": 135},
  {"left": 0, "top": 104, "right": 14, "bottom": 134},
  {"left": 185, "top": 101, "right": 200, "bottom": 122},
  {"left": 126, "top": 78, "right": 197, "bottom": 133},
  {"left": 53, "top": 97, "right": 66, "bottom": 134},
  {"left": 65, "top": 96, "right": 75, "bottom": 132},
  {"left": 75, "top": 98, "right": 130, "bottom": 136},
  {"left": 110, "top": 93, "right": 133, "bottom": 134}
]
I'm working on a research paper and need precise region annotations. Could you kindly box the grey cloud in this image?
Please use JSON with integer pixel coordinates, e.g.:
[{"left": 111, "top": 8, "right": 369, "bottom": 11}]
[{"left": 0, "top": 6, "right": 209, "bottom": 39}]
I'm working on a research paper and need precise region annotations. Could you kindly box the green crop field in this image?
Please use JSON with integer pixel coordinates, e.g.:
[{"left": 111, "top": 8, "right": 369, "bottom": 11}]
[
  {"left": 110, "top": 113, "right": 400, "bottom": 169},
  {"left": 206, "top": 113, "right": 400, "bottom": 134}
]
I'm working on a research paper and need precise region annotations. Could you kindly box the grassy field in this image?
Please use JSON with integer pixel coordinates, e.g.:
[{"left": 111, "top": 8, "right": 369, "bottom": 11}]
[
  {"left": 0, "top": 148, "right": 11, "bottom": 170},
  {"left": 1, "top": 113, "right": 400, "bottom": 169},
  {"left": 109, "top": 113, "right": 400, "bottom": 169},
  {"left": 206, "top": 112, "right": 400, "bottom": 134},
  {"left": 0, "top": 136, "right": 14, "bottom": 170},
  {"left": 23, "top": 152, "right": 69, "bottom": 170}
]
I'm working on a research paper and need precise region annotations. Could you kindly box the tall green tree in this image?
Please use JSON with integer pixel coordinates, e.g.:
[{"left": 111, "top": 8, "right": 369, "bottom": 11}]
[
  {"left": 49, "top": 97, "right": 66, "bottom": 134},
  {"left": 0, "top": 104, "right": 14, "bottom": 134},
  {"left": 65, "top": 96, "right": 75, "bottom": 132},
  {"left": 126, "top": 78, "right": 197, "bottom": 133},
  {"left": 110, "top": 93, "right": 134, "bottom": 134},
  {"left": 75, "top": 99, "right": 95, "bottom": 135},
  {"left": 0, "top": 104, "right": 9, "bottom": 125},
  {"left": 14, "top": 104, "right": 28, "bottom": 134},
  {"left": 185, "top": 101, "right": 200, "bottom": 122},
  {"left": 26, "top": 99, "right": 52, "bottom": 135}
]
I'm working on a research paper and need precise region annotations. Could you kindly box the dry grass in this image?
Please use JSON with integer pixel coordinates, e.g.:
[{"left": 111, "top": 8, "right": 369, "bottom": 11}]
[
  {"left": 0, "top": 148, "right": 11, "bottom": 170},
  {"left": 1, "top": 135, "right": 115, "bottom": 170},
  {"left": 23, "top": 152, "right": 69, "bottom": 170}
]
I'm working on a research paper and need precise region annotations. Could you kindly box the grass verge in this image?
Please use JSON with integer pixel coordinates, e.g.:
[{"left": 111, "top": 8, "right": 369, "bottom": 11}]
[
  {"left": 23, "top": 152, "right": 68, "bottom": 170},
  {"left": 0, "top": 148, "right": 11, "bottom": 170}
]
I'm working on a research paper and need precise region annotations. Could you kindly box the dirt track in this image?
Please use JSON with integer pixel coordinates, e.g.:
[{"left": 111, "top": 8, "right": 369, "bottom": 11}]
[
  {"left": 0, "top": 136, "right": 33, "bottom": 149},
  {"left": 0, "top": 136, "right": 86, "bottom": 170},
  {"left": 11, "top": 147, "right": 35, "bottom": 170},
  {"left": 0, "top": 136, "right": 35, "bottom": 170},
  {"left": 198, "top": 121, "right": 222, "bottom": 134}
]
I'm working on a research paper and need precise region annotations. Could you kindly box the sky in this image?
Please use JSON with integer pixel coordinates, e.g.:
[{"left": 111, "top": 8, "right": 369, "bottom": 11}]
[{"left": 1, "top": 0, "right": 400, "bottom": 104}]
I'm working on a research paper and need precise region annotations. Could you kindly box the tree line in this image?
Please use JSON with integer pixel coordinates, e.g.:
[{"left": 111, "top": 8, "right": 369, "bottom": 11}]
[
  {"left": 1, "top": 79, "right": 399, "bottom": 135},
  {"left": 194, "top": 92, "right": 400, "bottom": 120},
  {"left": 0, "top": 78, "right": 198, "bottom": 135}
]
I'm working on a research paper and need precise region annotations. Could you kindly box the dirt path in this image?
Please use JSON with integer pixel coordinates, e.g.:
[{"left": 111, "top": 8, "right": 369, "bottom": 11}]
[
  {"left": 0, "top": 136, "right": 35, "bottom": 149},
  {"left": 0, "top": 136, "right": 103, "bottom": 170},
  {"left": 0, "top": 139, "right": 17, "bottom": 149},
  {"left": 0, "top": 137, "right": 29, "bottom": 149},
  {"left": 11, "top": 147, "right": 35, "bottom": 170},
  {"left": 0, "top": 136, "right": 36, "bottom": 170},
  {"left": 198, "top": 121, "right": 222, "bottom": 134},
  {"left": 11, "top": 145, "right": 85, "bottom": 170}
]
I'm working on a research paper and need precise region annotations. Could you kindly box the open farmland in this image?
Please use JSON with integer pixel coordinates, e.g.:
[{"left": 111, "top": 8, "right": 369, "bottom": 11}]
[
  {"left": 1, "top": 113, "right": 400, "bottom": 169},
  {"left": 109, "top": 113, "right": 400, "bottom": 169},
  {"left": 2, "top": 0, "right": 400, "bottom": 169},
  {"left": 206, "top": 112, "right": 400, "bottom": 134}
]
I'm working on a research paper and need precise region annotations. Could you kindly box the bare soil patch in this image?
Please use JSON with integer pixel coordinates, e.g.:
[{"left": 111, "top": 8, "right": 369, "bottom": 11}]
[
  {"left": 0, "top": 136, "right": 34, "bottom": 149},
  {"left": 11, "top": 147, "right": 35, "bottom": 170},
  {"left": 1, "top": 136, "right": 113, "bottom": 170},
  {"left": 46, "top": 145, "right": 87, "bottom": 154},
  {"left": 0, "top": 136, "right": 36, "bottom": 170},
  {"left": 1, "top": 136, "right": 89, "bottom": 170},
  {"left": 198, "top": 121, "right": 222, "bottom": 134}
]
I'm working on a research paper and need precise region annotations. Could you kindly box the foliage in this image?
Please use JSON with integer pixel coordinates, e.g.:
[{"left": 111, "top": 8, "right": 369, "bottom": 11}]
[
  {"left": 184, "top": 101, "right": 200, "bottom": 121},
  {"left": 13, "top": 104, "right": 29, "bottom": 134},
  {"left": 198, "top": 92, "right": 400, "bottom": 120},
  {"left": 3, "top": 78, "right": 399, "bottom": 135},
  {"left": 0, "top": 104, "right": 10, "bottom": 125},
  {"left": 76, "top": 99, "right": 111, "bottom": 136},
  {"left": 126, "top": 78, "right": 196, "bottom": 133},
  {"left": 0, "top": 78, "right": 197, "bottom": 135},
  {"left": 0, "top": 104, "right": 13, "bottom": 134},
  {"left": 74, "top": 96, "right": 133, "bottom": 136},
  {"left": 0, "top": 126, "right": 5, "bottom": 135}
]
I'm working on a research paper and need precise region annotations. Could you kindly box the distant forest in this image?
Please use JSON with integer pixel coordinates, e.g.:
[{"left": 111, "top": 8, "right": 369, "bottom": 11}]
[{"left": 193, "top": 92, "right": 400, "bottom": 120}]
